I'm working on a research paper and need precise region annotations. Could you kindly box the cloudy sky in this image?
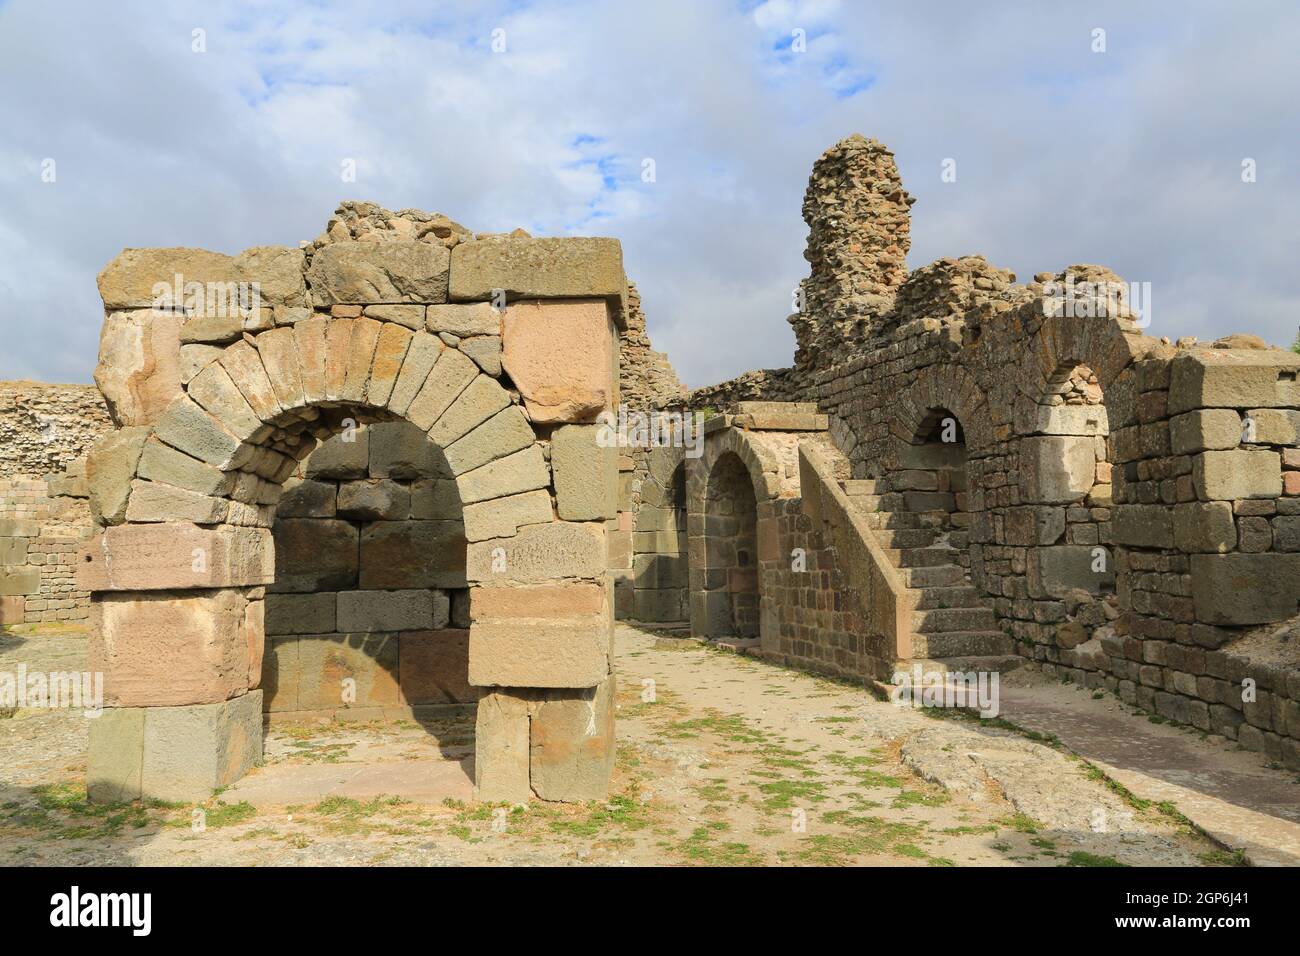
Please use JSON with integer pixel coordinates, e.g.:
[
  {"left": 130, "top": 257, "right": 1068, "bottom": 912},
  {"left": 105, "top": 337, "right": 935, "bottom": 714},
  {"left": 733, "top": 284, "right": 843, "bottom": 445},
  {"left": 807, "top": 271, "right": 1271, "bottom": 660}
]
[{"left": 1, "top": 0, "right": 1296, "bottom": 388}]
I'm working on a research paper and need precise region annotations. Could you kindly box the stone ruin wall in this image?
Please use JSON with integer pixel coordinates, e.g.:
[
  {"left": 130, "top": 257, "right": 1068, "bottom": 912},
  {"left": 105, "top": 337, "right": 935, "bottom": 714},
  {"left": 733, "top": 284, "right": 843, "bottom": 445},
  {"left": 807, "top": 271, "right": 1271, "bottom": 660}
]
[
  {"left": 688, "top": 135, "right": 1300, "bottom": 767},
  {"left": 0, "top": 382, "right": 112, "bottom": 625},
  {"left": 75, "top": 201, "right": 627, "bottom": 803}
]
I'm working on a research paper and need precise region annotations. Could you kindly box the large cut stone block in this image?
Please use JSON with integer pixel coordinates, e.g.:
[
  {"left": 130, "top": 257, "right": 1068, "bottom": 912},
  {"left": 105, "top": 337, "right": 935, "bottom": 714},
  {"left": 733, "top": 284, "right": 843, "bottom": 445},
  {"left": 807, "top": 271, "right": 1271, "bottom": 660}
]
[
  {"left": 86, "top": 427, "right": 151, "bottom": 525},
  {"left": 276, "top": 479, "right": 337, "bottom": 517},
  {"left": 87, "top": 708, "right": 145, "bottom": 803},
  {"left": 1192, "top": 450, "right": 1281, "bottom": 500},
  {"left": 444, "top": 405, "right": 534, "bottom": 476},
  {"left": 138, "top": 691, "right": 264, "bottom": 803},
  {"left": 551, "top": 424, "right": 616, "bottom": 520},
  {"left": 306, "top": 240, "right": 450, "bottom": 304},
  {"left": 399, "top": 630, "right": 478, "bottom": 705},
  {"left": 153, "top": 396, "right": 246, "bottom": 469},
  {"left": 336, "top": 589, "right": 446, "bottom": 632},
  {"left": 1169, "top": 409, "right": 1242, "bottom": 454},
  {"left": 359, "top": 520, "right": 466, "bottom": 589},
  {"left": 94, "top": 310, "right": 184, "bottom": 427},
  {"left": 295, "top": 633, "right": 401, "bottom": 710},
  {"left": 468, "top": 619, "right": 609, "bottom": 688},
  {"left": 474, "top": 690, "right": 531, "bottom": 803},
  {"left": 124, "top": 479, "right": 227, "bottom": 524},
  {"left": 1028, "top": 545, "right": 1114, "bottom": 599},
  {"left": 449, "top": 237, "right": 625, "bottom": 316},
  {"left": 0, "top": 568, "right": 41, "bottom": 596},
  {"left": 1190, "top": 553, "right": 1300, "bottom": 625},
  {"left": 1169, "top": 349, "right": 1300, "bottom": 414},
  {"left": 466, "top": 522, "right": 604, "bottom": 583},
  {"left": 426, "top": 302, "right": 503, "bottom": 336},
  {"left": 1004, "top": 506, "right": 1066, "bottom": 547},
  {"left": 271, "top": 519, "right": 358, "bottom": 593},
  {"left": 1173, "top": 502, "right": 1237, "bottom": 553},
  {"left": 1015, "top": 401, "right": 1109, "bottom": 437},
  {"left": 137, "top": 438, "right": 235, "bottom": 498},
  {"left": 306, "top": 429, "right": 369, "bottom": 480},
  {"left": 369, "top": 421, "right": 444, "bottom": 479},
  {"left": 405, "top": 347, "right": 478, "bottom": 431},
  {"left": 91, "top": 589, "right": 253, "bottom": 706},
  {"left": 264, "top": 592, "right": 337, "bottom": 635},
  {"left": 77, "top": 525, "right": 273, "bottom": 592},
  {"left": 337, "top": 479, "right": 410, "bottom": 520},
  {"left": 529, "top": 676, "right": 615, "bottom": 802},
  {"left": 1019, "top": 435, "right": 1096, "bottom": 504},
  {"left": 470, "top": 582, "right": 607, "bottom": 620},
  {"left": 457, "top": 445, "right": 550, "bottom": 504},
  {"left": 1111, "top": 504, "right": 1174, "bottom": 549},
  {"left": 501, "top": 299, "right": 614, "bottom": 423},
  {"left": 410, "top": 478, "right": 463, "bottom": 519},
  {"left": 461, "top": 489, "right": 552, "bottom": 542}
]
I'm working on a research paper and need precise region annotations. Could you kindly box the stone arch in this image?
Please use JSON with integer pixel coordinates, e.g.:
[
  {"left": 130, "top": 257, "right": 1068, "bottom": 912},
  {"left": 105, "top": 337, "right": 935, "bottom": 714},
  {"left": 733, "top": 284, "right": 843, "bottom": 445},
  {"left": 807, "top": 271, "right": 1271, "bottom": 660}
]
[
  {"left": 890, "top": 365, "right": 993, "bottom": 458},
  {"left": 81, "top": 311, "right": 616, "bottom": 805},
  {"left": 1017, "top": 311, "right": 1151, "bottom": 402}
]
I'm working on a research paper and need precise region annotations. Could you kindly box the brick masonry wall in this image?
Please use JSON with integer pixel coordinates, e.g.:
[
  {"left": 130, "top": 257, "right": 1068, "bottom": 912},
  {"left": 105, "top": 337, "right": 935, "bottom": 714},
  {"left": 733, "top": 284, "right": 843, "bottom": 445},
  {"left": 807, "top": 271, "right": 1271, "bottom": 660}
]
[
  {"left": 0, "top": 382, "right": 106, "bottom": 625},
  {"left": 682, "top": 135, "right": 1300, "bottom": 765}
]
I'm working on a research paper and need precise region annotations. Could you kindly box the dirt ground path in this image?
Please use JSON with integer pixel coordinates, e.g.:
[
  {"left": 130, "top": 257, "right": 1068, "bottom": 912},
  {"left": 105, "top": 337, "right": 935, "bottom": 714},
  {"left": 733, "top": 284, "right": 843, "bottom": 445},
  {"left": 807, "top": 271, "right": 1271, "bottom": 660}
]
[{"left": 0, "top": 624, "right": 1235, "bottom": 866}]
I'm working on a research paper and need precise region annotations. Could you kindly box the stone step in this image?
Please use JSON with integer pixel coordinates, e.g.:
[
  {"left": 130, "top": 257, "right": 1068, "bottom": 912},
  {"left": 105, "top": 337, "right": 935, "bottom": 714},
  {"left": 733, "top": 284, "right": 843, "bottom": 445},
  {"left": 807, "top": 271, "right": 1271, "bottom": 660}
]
[
  {"left": 899, "top": 564, "right": 967, "bottom": 588},
  {"left": 891, "top": 545, "right": 962, "bottom": 568},
  {"left": 912, "top": 585, "right": 984, "bottom": 609},
  {"left": 875, "top": 527, "right": 939, "bottom": 550},
  {"left": 909, "top": 630, "right": 1014, "bottom": 658},
  {"left": 906, "top": 655, "right": 1026, "bottom": 677},
  {"left": 849, "top": 495, "right": 884, "bottom": 514},
  {"left": 912, "top": 605, "right": 998, "bottom": 633}
]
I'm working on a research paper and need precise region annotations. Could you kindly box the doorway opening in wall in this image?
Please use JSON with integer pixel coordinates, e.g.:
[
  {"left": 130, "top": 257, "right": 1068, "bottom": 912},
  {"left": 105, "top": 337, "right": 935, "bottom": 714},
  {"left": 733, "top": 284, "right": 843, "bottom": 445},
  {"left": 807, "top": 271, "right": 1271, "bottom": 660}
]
[
  {"left": 702, "top": 451, "right": 759, "bottom": 637},
  {"left": 260, "top": 419, "right": 478, "bottom": 804},
  {"left": 631, "top": 459, "right": 689, "bottom": 623},
  {"left": 902, "top": 407, "right": 969, "bottom": 550}
]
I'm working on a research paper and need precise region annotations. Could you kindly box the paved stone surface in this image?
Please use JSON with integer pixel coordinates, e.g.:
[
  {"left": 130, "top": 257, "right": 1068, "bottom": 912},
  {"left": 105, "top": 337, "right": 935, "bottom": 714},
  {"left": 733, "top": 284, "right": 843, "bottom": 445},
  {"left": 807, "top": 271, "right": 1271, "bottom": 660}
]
[{"left": 995, "top": 670, "right": 1300, "bottom": 866}]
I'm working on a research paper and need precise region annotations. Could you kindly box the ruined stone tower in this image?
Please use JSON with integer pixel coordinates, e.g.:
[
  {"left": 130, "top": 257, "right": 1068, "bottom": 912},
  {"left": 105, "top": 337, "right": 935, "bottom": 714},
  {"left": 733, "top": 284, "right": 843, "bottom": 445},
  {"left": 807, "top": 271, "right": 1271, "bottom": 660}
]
[{"left": 791, "top": 134, "right": 914, "bottom": 371}]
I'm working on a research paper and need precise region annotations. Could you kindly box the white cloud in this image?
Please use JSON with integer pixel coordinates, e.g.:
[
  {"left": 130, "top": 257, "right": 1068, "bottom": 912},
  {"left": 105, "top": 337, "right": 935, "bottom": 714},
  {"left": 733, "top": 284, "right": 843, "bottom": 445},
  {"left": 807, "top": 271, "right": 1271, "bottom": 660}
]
[{"left": 0, "top": 0, "right": 1296, "bottom": 387}]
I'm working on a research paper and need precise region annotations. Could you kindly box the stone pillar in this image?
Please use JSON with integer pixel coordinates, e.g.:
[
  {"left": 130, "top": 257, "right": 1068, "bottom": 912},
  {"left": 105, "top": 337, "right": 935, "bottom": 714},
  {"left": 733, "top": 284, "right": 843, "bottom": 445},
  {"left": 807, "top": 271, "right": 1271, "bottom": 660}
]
[{"left": 78, "top": 524, "right": 272, "bottom": 802}]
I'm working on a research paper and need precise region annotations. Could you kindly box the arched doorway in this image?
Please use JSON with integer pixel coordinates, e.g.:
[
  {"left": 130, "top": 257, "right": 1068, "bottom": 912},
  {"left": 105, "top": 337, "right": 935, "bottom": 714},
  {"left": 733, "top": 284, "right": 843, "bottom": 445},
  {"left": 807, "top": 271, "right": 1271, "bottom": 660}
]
[{"left": 700, "top": 451, "right": 759, "bottom": 638}]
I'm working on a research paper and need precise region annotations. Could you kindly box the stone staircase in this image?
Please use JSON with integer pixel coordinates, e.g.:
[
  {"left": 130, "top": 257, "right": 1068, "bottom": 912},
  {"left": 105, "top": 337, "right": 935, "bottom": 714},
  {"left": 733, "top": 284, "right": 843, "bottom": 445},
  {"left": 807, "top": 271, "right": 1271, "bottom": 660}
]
[{"left": 840, "top": 478, "right": 1023, "bottom": 676}]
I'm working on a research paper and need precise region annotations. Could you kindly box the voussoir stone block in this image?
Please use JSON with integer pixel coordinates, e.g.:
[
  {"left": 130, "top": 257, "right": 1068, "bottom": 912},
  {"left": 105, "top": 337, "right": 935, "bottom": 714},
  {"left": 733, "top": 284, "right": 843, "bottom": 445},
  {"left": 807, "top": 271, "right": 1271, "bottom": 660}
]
[
  {"left": 457, "top": 444, "right": 550, "bottom": 504},
  {"left": 468, "top": 619, "right": 610, "bottom": 688},
  {"left": 77, "top": 524, "right": 273, "bottom": 592},
  {"left": 462, "top": 489, "right": 553, "bottom": 542},
  {"left": 429, "top": 374, "right": 510, "bottom": 447},
  {"left": 307, "top": 240, "right": 450, "bottom": 304},
  {"left": 501, "top": 299, "right": 614, "bottom": 424},
  {"left": 466, "top": 521, "right": 604, "bottom": 583},
  {"left": 153, "top": 396, "right": 246, "bottom": 470},
  {"left": 444, "top": 405, "right": 535, "bottom": 476},
  {"left": 551, "top": 424, "right": 616, "bottom": 520},
  {"left": 137, "top": 438, "right": 235, "bottom": 498},
  {"left": 87, "top": 426, "right": 151, "bottom": 525},
  {"left": 124, "top": 479, "right": 228, "bottom": 524}
]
